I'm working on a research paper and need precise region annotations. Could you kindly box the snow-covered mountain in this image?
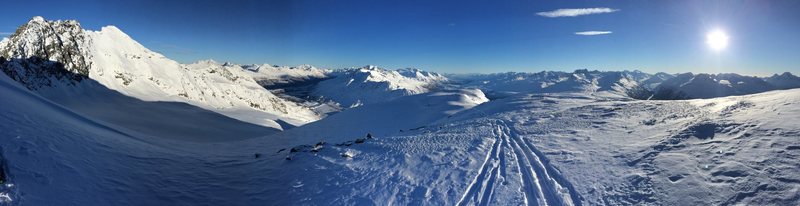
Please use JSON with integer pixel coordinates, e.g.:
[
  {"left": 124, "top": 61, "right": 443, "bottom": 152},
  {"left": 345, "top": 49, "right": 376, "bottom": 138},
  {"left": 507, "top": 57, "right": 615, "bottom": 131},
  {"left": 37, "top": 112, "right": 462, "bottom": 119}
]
[
  {"left": 0, "top": 17, "right": 90, "bottom": 89},
  {"left": 651, "top": 73, "right": 775, "bottom": 100},
  {"left": 640, "top": 72, "right": 676, "bottom": 90},
  {"left": 244, "top": 63, "right": 330, "bottom": 87},
  {"left": 311, "top": 65, "right": 448, "bottom": 107},
  {"left": 0, "top": 17, "right": 320, "bottom": 130},
  {"left": 4, "top": 16, "right": 800, "bottom": 206},
  {"left": 765, "top": 72, "right": 800, "bottom": 89},
  {"left": 451, "top": 69, "right": 652, "bottom": 99}
]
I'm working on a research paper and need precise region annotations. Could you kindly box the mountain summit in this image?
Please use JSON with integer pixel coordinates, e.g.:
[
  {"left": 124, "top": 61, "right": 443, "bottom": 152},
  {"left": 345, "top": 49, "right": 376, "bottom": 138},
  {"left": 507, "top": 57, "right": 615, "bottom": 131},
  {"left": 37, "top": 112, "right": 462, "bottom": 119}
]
[{"left": 0, "top": 17, "right": 320, "bottom": 130}]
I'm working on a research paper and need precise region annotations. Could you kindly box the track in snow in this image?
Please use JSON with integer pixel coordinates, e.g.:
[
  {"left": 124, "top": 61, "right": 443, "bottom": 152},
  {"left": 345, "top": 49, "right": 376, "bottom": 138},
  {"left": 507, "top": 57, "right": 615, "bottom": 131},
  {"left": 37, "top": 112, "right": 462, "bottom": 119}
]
[{"left": 457, "top": 120, "right": 582, "bottom": 206}]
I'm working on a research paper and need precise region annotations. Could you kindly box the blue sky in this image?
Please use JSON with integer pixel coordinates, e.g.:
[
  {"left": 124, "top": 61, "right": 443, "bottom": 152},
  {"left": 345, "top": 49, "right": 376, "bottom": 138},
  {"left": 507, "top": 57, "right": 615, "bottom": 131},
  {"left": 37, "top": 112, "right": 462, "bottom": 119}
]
[{"left": 1, "top": 0, "right": 798, "bottom": 75}]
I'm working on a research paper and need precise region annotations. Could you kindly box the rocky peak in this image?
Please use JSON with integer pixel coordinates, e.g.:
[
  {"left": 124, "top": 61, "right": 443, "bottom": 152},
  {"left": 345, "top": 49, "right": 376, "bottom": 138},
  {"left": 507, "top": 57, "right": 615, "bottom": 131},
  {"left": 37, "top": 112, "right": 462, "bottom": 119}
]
[{"left": 0, "top": 16, "right": 92, "bottom": 89}]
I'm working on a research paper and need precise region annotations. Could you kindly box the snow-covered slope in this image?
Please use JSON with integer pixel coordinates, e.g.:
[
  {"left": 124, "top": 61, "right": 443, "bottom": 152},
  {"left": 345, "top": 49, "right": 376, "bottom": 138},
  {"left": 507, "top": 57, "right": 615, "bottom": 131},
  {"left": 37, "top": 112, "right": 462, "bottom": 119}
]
[
  {"left": 0, "top": 71, "right": 293, "bottom": 205},
  {"left": 651, "top": 73, "right": 774, "bottom": 100},
  {"left": 259, "top": 88, "right": 800, "bottom": 205},
  {"left": 268, "top": 89, "right": 489, "bottom": 149},
  {"left": 312, "top": 65, "right": 448, "bottom": 107},
  {"left": 0, "top": 17, "right": 319, "bottom": 130}
]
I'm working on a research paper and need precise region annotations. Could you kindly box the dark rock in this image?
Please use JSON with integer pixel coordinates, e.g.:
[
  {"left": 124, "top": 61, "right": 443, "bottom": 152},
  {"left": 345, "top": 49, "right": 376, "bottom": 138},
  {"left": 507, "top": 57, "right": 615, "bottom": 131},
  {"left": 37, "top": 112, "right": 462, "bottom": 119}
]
[
  {"left": 254, "top": 153, "right": 261, "bottom": 159},
  {"left": 0, "top": 151, "right": 5, "bottom": 184},
  {"left": 366, "top": 133, "right": 373, "bottom": 139},
  {"left": 355, "top": 138, "right": 366, "bottom": 144}
]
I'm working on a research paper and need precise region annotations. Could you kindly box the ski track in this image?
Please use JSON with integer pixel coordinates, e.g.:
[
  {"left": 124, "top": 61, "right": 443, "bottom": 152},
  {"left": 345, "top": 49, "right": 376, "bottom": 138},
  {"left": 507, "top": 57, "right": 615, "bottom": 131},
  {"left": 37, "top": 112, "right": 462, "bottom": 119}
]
[
  {"left": 458, "top": 119, "right": 582, "bottom": 206},
  {"left": 456, "top": 126, "right": 503, "bottom": 206}
]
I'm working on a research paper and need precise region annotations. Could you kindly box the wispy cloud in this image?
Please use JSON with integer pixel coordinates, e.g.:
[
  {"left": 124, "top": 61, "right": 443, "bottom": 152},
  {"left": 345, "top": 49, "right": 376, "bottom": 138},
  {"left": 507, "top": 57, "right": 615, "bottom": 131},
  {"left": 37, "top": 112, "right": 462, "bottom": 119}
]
[
  {"left": 575, "top": 31, "right": 612, "bottom": 36},
  {"left": 537, "top": 8, "right": 619, "bottom": 17}
]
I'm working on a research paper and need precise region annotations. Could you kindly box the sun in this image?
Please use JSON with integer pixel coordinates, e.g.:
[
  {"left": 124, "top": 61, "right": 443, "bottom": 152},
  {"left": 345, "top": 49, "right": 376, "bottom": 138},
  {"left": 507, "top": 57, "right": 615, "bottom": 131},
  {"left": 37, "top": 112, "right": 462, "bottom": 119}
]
[{"left": 706, "top": 29, "right": 729, "bottom": 51}]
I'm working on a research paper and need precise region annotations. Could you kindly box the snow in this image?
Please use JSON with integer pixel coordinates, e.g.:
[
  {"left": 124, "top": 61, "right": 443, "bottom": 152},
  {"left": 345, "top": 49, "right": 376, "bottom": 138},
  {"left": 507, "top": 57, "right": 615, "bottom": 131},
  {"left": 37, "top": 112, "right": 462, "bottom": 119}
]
[
  {"left": 257, "top": 89, "right": 800, "bottom": 205},
  {"left": 312, "top": 65, "right": 448, "bottom": 107},
  {"left": 3, "top": 16, "right": 800, "bottom": 205},
  {"left": 651, "top": 73, "right": 777, "bottom": 100},
  {"left": 30, "top": 16, "right": 45, "bottom": 22},
  {"left": 267, "top": 89, "right": 489, "bottom": 148},
  {"left": 449, "top": 70, "right": 650, "bottom": 99},
  {"left": 765, "top": 72, "right": 800, "bottom": 89},
  {"left": 83, "top": 26, "right": 321, "bottom": 129},
  {"left": 245, "top": 63, "right": 329, "bottom": 86}
]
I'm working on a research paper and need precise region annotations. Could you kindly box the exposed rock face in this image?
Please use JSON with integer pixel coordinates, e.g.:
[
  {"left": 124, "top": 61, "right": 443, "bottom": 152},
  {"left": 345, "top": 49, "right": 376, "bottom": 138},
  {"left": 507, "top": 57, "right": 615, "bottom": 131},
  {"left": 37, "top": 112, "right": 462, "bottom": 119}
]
[{"left": 0, "top": 16, "right": 92, "bottom": 89}]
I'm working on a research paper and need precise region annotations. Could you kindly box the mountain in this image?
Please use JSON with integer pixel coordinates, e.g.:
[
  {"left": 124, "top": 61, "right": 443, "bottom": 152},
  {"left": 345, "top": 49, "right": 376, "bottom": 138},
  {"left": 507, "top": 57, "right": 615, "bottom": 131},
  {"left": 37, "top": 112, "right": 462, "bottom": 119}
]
[
  {"left": 451, "top": 69, "right": 652, "bottom": 99},
  {"left": 0, "top": 17, "right": 319, "bottom": 131},
  {"left": 640, "top": 72, "right": 675, "bottom": 90},
  {"left": 4, "top": 16, "right": 800, "bottom": 206},
  {"left": 765, "top": 72, "right": 800, "bottom": 89},
  {"left": 651, "top": 73, "right": 775, "bottom": 100},
  {"left": 244, "top": 63, "right": 330, "bottom": 87},
  {"left": 311, "top": 65, "right": 448, "bottom": 107},
  {"left": 0, "top": 17, "right": 90, "bottom": 89}
]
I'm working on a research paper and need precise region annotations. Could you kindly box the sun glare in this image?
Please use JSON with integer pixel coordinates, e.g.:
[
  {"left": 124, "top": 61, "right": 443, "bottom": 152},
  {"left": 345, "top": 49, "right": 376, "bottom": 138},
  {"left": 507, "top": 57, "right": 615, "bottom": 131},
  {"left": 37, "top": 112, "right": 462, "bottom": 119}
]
[{"left": 706, "top": 29, "right": 729, "bottom": 51}]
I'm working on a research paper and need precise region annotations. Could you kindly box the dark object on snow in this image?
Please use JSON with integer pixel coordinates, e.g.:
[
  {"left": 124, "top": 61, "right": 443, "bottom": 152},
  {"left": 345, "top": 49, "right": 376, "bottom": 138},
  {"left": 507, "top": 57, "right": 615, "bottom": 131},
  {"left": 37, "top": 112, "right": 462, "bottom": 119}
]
[
  {"left": 285, "top": 156, "right": 292, "bottom": 160},
  {"left": 366, "top": 133, "right": 373, "bottom": 139},
  {"left": 315, "top": 141, "right": 326, "bottom": 147},
  {"left": 355, "top": 138, "right": 366, "bottom": 144},
  {"left": 341, "top": 152, "right": 352, "bottom": 158},
  {"left": 276, "top": 148, "right": 286, "bottom": 153},
  {"left": 310, "top": 148, "right": 320, "bottom": 153},
  {"left": 254, "top": 153, "right": 261, "bottom": 159},
  {"left": 290, "top": 148, "right": 299, "bottom": 153},
  {"left": 335, "top": 141, "right": 354, "bottom": 147},
  {"left": 0, "top": 152, "right": 5, "bottom": 184}
]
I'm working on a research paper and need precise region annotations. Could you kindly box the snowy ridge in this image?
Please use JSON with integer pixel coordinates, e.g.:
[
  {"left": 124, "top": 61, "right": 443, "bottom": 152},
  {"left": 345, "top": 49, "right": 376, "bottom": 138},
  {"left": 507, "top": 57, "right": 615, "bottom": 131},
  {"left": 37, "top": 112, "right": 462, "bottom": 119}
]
[
  {"left": 312, "top": 65, "right": 448, "bottom": 107},
  {"left": 0, "top": 17, "right": 320, "bottom": 130},
  {"left": 451, "top": 69, "right": 651, "bottom": 99},
  {"left": 650, "top": 73, "right": 775, "bottom": 100},
  {"left": 640, "top": 72, "right": 675, "bottom": 90},
  {"left": 244, "top": 63, "right": 330, "bottom": 86},
  {"left": 765, "top": 72, "right": 800, "bottom": 90}
]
